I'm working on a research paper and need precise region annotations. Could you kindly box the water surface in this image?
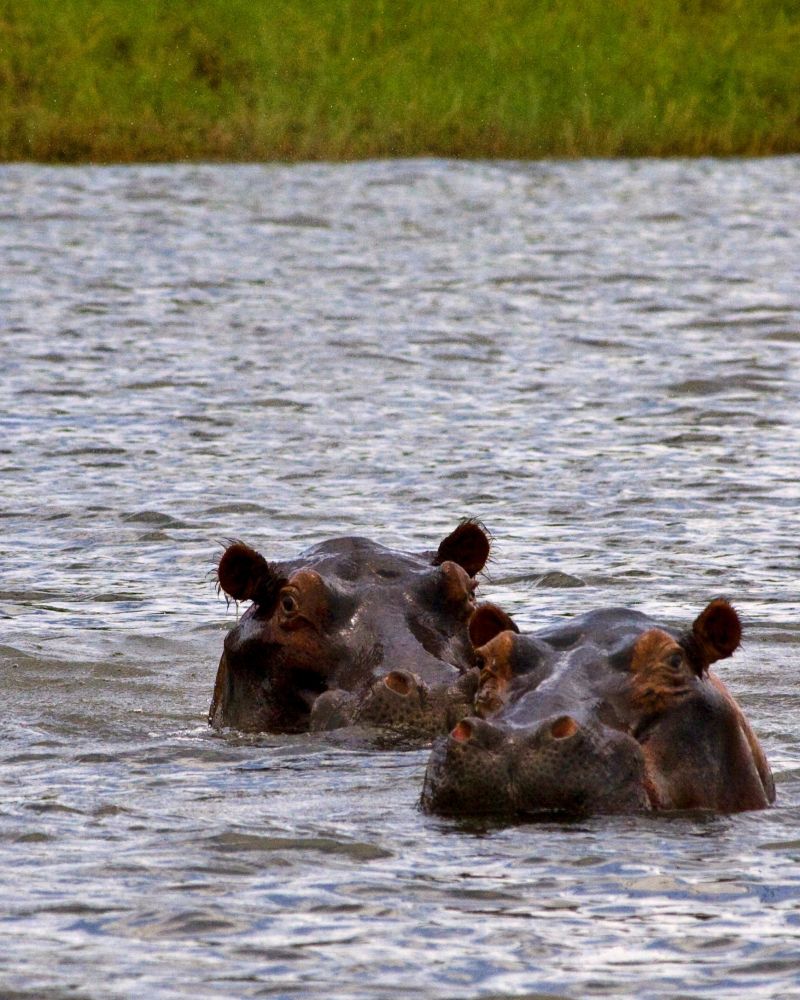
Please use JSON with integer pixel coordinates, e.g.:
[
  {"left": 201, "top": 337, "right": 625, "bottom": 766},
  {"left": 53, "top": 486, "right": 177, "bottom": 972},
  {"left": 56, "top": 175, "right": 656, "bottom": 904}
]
[{"left": 2, "top": 158, "right": 800, "bottom": 998}]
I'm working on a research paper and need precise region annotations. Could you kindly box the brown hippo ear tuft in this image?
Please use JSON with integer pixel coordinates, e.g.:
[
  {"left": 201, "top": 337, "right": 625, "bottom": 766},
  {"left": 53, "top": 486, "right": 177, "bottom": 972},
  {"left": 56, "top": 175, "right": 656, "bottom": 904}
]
[
  {"left": 684, "top": 598, "right": 742, "bottom": 670},
  {"left": 434, "top": 519, "right": 491, "bottom": 576},
  {"left": 217, "top": 542, "right": 286, "bottom": 610},
  {"left": 218, "top": 542, "right": 268, "bottom": 601},
  {"left": 469, "top": 602, "right": 519, "bottom": 649}
]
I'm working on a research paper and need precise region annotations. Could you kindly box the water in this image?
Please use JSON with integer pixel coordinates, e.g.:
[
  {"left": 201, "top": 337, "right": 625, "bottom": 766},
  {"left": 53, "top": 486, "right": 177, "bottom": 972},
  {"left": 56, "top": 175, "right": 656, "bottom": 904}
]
[{"left": 2, "top": 158, "right": 799, "bottom": 998}]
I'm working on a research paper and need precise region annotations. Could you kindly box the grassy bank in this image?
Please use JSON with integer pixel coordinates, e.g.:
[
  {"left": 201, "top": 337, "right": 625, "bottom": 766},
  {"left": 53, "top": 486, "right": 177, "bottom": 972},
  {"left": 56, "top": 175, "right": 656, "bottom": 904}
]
[{"left": 1, "top": 0, "right": 799, "bottom": 162}]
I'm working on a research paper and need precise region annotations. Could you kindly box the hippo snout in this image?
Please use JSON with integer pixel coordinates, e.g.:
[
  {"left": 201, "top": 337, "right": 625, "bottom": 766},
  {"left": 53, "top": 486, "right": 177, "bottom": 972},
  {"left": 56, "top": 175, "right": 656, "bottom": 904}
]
[
  {"left": 422, "top": 714, "right": 652, "bottom": 818},
  {"left": 421, "top": 717, "right": 515, "bottom": 816},
  {"left": 354, "top": 671, "right": 431, "bottom": 729},
  {"left": 510, "top": 716, "right": 651, "bottom": 817}
]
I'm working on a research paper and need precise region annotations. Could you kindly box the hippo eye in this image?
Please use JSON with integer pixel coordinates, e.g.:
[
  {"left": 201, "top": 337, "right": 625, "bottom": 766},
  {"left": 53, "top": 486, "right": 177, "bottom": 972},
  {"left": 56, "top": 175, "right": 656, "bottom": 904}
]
[
  {"left": 667, "top": 651, "right": 683, "bottom": 670},
  {"left": 280, "top": 593, "right": 299, "bottom": 615}
]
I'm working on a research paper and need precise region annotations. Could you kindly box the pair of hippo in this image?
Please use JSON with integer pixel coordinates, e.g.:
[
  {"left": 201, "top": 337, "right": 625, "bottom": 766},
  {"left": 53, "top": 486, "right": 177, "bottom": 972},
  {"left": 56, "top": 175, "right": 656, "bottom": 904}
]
[{"left": 210, "top": 522, "right": 774, "bottom": 818}]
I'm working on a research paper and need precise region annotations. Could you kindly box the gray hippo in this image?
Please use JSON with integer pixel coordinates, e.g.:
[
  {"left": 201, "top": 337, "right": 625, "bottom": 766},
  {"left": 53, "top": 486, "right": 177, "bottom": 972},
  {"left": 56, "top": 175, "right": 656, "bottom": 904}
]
[
  {"left": 422, "top": 599, "right": 774, "bottom": 816},
  {"left": 209, "top": 521, "right": 491, "bottom": 735}
]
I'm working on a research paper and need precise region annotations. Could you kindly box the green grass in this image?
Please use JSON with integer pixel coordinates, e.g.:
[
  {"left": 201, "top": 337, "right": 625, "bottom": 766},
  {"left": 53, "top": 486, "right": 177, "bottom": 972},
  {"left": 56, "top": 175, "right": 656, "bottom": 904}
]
[{"left": 1, "top": 0, "right": 799, "bottom": 161}]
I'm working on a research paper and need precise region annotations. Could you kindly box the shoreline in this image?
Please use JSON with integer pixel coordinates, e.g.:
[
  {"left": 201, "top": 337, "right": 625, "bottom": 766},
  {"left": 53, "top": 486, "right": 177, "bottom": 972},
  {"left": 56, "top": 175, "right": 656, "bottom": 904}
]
[{"left": 2, "top": 1, "right": 798, "bottom": 163}]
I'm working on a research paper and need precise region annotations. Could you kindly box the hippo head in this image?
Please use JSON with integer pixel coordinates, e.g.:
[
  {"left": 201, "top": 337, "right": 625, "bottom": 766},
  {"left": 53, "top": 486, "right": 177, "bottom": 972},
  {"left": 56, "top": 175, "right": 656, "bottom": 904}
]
[
  {"left": 422, "top": 599, "right": 774, "bottom": 817},
  {"left": 624, "top": 599, "right": 774, "bottom": 812},
  {"left": 209, "top": 521, "right": 490, "bottom": 734}
]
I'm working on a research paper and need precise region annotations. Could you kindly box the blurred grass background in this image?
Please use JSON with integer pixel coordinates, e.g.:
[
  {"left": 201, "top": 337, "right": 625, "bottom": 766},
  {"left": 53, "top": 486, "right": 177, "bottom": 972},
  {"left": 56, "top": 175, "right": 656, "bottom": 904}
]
[{"left": 1, "top": 0, "right": 798, "bottom": 161}]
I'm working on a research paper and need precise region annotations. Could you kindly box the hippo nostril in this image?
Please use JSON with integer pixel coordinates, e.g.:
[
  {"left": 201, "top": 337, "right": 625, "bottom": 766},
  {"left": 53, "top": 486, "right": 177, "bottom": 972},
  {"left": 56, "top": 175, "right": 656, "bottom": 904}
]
[
  {"left": 450, "top": 717, "right": 506, "bottom": 749},
  {"left": 384, "top": 670, "right": 413, "bottom": 696},
  {"left": 451, "top": 720, "right": 474, "bottom": 743},
  {"left": 550, "top": 715, "right": 580, "bottom": 740}
]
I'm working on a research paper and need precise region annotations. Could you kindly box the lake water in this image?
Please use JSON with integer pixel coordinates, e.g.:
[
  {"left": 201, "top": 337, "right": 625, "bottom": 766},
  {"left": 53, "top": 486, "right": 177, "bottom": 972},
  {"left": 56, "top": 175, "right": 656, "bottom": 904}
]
[{"left": 2, "top": 158, "right": 799, "bottom": 998}]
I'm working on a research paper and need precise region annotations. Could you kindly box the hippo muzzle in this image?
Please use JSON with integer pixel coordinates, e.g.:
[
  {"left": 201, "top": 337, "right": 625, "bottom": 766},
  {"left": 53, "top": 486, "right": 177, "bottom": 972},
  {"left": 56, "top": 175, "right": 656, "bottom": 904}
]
[{"left": 422, "top": 714, "right": 651, "bottom": 818}]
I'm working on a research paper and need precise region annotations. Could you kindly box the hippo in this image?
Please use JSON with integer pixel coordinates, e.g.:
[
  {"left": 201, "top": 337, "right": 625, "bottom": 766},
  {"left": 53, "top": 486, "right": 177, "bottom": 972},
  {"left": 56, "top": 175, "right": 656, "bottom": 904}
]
[
  {"left": 209, "top": 520, "right": 492, "bottom": 735},
  {"left": 422, "top": 599, "right": 774, "bottom": 817}
]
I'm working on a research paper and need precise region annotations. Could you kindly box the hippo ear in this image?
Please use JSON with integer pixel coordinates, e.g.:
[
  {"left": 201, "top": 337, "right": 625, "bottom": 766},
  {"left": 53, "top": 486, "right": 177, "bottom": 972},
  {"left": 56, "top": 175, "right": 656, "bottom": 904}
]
[
  {"left": 469, "top": 602, "right": 519, "bottom": 649},
  {"left": 434, "top": 519, "right": 490, "bottom": 576},
  {"left": 684, "top": 598, "right": 742, "bottom": 671},
  {"left": 217, "top": 542, "right": 287, "bottom": 611}
]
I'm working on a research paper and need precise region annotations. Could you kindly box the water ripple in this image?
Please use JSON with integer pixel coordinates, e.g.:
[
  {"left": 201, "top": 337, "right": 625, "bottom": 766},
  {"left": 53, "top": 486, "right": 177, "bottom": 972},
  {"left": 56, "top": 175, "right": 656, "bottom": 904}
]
[{"left": 1, "top": 158, "right": 800, "bottom": 998}]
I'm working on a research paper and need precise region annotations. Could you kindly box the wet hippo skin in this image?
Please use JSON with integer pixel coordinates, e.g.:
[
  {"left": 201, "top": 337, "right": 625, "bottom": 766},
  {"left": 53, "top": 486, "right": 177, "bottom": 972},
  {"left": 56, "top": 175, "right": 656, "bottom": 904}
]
[
  {"left": 422, "top": 599, "right": 774, "bottom": 817},
  {"left": 209, "top": 521, "right": 490, "bottom": 735}
]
